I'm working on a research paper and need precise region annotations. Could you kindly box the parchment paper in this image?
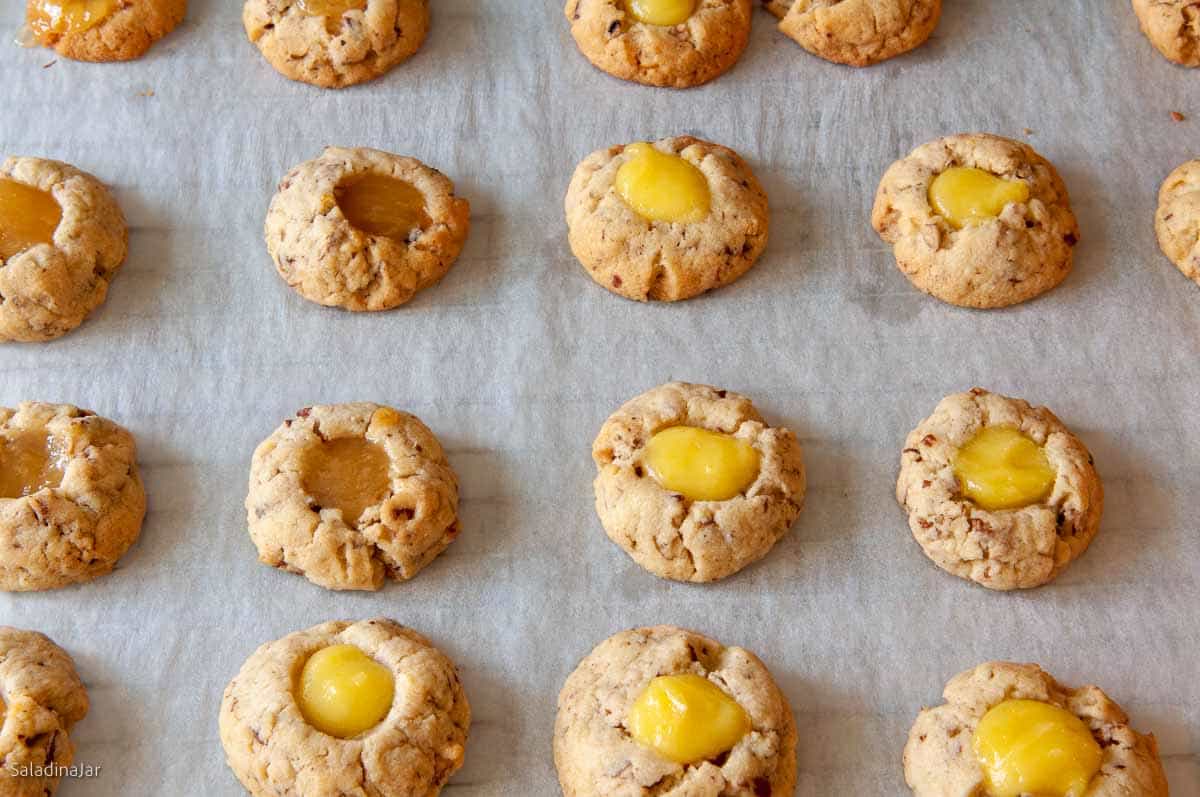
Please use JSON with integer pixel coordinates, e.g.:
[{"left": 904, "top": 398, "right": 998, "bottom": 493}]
[{"left": 1, "top": 1, "right": 1197, "bottom": 794}]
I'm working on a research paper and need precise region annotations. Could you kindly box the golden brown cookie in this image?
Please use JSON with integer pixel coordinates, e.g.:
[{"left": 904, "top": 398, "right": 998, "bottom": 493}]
[
  {"left": 24, "top": 0, "right": 186, "bottom": 62},
  {"left": 1154, "top": 158, "right": 1200, "bottom": 285},
  {"left": 777, "top": 0, "right": 942, "bottom": 67},
  {"left": 1132, "top": 0, "right": 1200, "bottom": 66}
]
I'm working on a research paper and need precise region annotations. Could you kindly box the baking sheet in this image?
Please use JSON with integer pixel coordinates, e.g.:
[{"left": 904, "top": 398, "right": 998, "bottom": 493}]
[{"left": 1, "top": 0, "right": 1198, "bottom": 793}]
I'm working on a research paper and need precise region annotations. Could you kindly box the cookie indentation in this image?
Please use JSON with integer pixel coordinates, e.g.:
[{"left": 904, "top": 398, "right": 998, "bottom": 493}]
[
  {"left": 952, "top": 427, "right": 1055, "bottom": 512},
  {"left": 0, "top": 429, "right": 67, "bottom": 499},
  {"left": 335, "top": 173, "right": 432, "bottom": 241},
  {"left": 928, "top": 167, "right": 1030, "bottom": 230},
  {"left": 628, "top": 674, "right": 750, "bottom": 764},
  {"left": 298, "top": 644, "right": 395, "bottom": 739},
  {"left": 301, "top": 437, "right": 390, "bottom": 527},
  {"left": 643, "top": 426, "right": 759, "bottom": 502},
  {"left": 0, "top": 177, "right": 61, "bottom": 260},
  {"left": 625, "top": 0, "right": 696, "bottom": 25},
  {"left": 27, "top": 0, "right": 118, "bottom": 40},
  {"left": 973, "top": 699, "right": 1101, "bottom": 797},
  {"left": 615, "top": 143, "right": 711, "bottom": 224}
]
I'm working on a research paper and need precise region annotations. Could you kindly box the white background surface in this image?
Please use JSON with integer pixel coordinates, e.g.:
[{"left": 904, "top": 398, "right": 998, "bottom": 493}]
[{"left": 1, "top": 0, "right": 1198, "bottom": 794}]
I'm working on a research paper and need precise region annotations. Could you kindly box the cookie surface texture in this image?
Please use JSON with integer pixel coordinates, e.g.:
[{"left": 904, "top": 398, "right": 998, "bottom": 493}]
[
  {"left": 778, "top": 0, "right": 941, "bottom": 67},
  {"left": 1132, "top": 0, "right": 1200, "bottom": 66}
]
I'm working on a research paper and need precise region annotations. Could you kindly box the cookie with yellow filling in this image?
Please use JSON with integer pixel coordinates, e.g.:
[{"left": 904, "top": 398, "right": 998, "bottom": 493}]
[
  {"left": 593, "top": 382, "right": 805, "bottom": 582},
  {"left": 896, "top": 389, "right": 1102, "bottom": 591},
  {"left": 1132, "top": 0, "right": 1200, "bottom": 66},
  {"left": 24, "top": 0, "right": 185, "bottom": 62},
  {"left": 564, "top": 0, "right": 752, "bottom": 88},
  {"left": 1155, "top": 158, "right": 1200, "bottom": 285},
  {"left": 904, "top": 661, "right": 1168, "bottom": 797},
  {"left": 246, "top": 402, "right": 460, "bottom": 591},
  {"left": 554, "top": 625, "right": 796, "bottom": 796},
  {"left": 265, "top": 147, "right": 470, "bottom": 311},
  {"left": 565, "top": 136, "right": 769, "bottom": 302},
  {"left": 872, "top": 133, "right": 1079, "bottom": 308},
  {"left": 771, "top": 0, "right": 942, "bottom": 67},
  {"left": 0, "top": 402, "right": 146, "bottom": 592},
  {"left": 0, "top": 156, "right": 128, "bottom": 342},
  {"left": 219, "top": 618, "right": 470, "bottom": 797},
  {"left": 243, "top": 0, "right": 428, "bottom": 88},
  {"left": 0, "top": 628, "right": 89, "bottom": 797}
]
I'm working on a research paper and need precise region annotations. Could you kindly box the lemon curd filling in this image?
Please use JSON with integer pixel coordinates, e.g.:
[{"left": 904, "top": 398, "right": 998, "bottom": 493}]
[
  {"left": 615, "top": 143, "right": 711, "bottom": 224},
  {"left": 625, "top": 0, "right": 696, "bottom": 26},
  {"left": 643, "top": 426, "right": 760, "bottom": 502},
  {"left": 300, "top": 437, "right": 391, "bottom": 526},
  {"left": 973, "top": 699, "right": 1103, "bottom": 797},
  {"left": 628, "top": 674, "right": 751, "bottom": 764},
  {"left": 953, "top": 426, "right": 1056, "bottom": 511},
  {"left": 929, "top": 166, "right": 1031, "bottom": 230},
  {"left": 0, "top": 431, "right": 67, "bottom": 500},
  {"left": 0, "top": 178, "right": 62, "bottom": 261},
  {"left": 298, "top": 644, "right": 395, "bottom": 739},
  {"left": 26, "top": 0, "right": 118, "bottom": 40},
  {"left": 335, "top": 174, "right": 431, "bottom": 241}
]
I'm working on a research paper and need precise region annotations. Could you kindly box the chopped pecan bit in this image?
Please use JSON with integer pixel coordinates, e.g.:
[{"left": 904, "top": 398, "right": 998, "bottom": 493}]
[
  {"left": 917, "top": 518, "right": 933, "bottom": 529},
  {"left": 921, "top": 434, "right": 937, "bottom": 446}
]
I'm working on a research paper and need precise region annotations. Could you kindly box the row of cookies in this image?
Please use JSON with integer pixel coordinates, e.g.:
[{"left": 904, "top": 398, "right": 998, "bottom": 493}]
[{"left": 0, "top": 620, "right": 1170, "bottom": 795}]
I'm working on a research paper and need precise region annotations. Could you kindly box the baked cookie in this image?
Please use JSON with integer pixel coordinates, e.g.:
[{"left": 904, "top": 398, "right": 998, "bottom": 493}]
[
  {"left": 243, "top": 0, "right": 429, "bottom": 88},
  {"left": 24, "top": 0, "right": 186, "bottom": 62},
  {"left": 246, "top": 402, "right": 460, "bottom": 591},
  {"left": 1132, "top": 0, "right": 1200, "bottom": 66},
  {"left": 904, "top": 661, "right": 1168, "bottom": 796},
  {"left": 220, "top": 618, "right": 470, "bottom": 797},
  {"left": 555, "top": 625, "right": 797, "bottom": 796},
  {"left": 0, "top": 156, "right": 127, "bottom": 342},
  {"left": 896, "top": 388, "right": 1102, "bottom": 591},
  {"left": 872, "top": 133, "right": 1079, "bottom": 309},
  {"left": 774, "top": 0, "right": 941, "bottom": 67},
  {"left": 1154, "top": 158, "right": 1200, "bottom": 285},
  {"left": 265, "top": 147, "right": 470, "bottom": 311},
  {"left": 0, "top": 402, "right": 146, "bottom": 592},
  {"left": 564, "top": 0, "right": 752, "bottom": 88},
  {"left": 0, "top": 628, "right": 89, "bottom": 797},
  {"left": 565, "top": 137, "right": 769, "bottom": 302},
  {"left": 592, "top": 382, "right": 805, "bottom": 582}
]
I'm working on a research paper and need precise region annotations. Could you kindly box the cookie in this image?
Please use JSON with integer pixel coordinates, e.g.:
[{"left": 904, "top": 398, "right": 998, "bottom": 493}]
[
  {"left": 776, "top": 0, "right": 941, "bottom": 66},
  {"left": 871, "top": 133, "right": 1079, "bottom": 309},
  {"left": 243, "top": 0, "right": 429, "bottom": 88},
  {"left": 265, "top": 147, "right": 470, "bottom": 311},
  {"left": 0, "top": 402, "right": 146, "bottom": 592},
  {"left": 565, "top": 136, "right": 769, "bottom": 302},
  {"left": 0, "top": 156, "right": 127, "bottom": 342},
  {"left": 762, "top": 0, "right": 793, "bottom": 17},
  {"left": 0, "top": 628, "right": 89, "bottom": 797},
  {"left": 564, "top": 0, "right": 753, "bottom": 88},
  {"left": 246, "top": 402, "right": 460, "bottom": 591},
  {"left": 904, "top": 661, "right": 1168, "bottom": 796},
  {"left": 1132, "top": 0, "right": 1200, "bottom": 66},
  {"left": 24, "top": 0, "right": 185, "bottom": 62},
  {"left": 1154, "top": 158, "right": 1200, "bottom": 285},
  {"left": 592, "top": 382, "right": 805, "bottom": 582},
  {"left": 896, "top": 388, "right": 1102, "bottom": 591},
  {"left": 554, "top": 625, "right": 797, "bottom": 797},
  {"left": 219, "top": 618, "right": 470, "bottom": 797}
]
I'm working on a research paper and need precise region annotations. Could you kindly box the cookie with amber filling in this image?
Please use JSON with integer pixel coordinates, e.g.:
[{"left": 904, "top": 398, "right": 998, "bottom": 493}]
[
  {"left": 1155, "top": 159, "right": 1200, "bottom": 285},
  {"left": 219, "top": 618, "right": 470, "bottom": 797},
  {"left": 565, "top": 136, "right": 769, "bottom": 302},
  {"left": 1132, "top": 0, "right": 1200, "bottom": 66},
  {"left": 245, "top": 402, "right": 459, "bottom": 591},
  {"left": 564, "top": 0, "right": 752, "bottom": 88},
  {"left": 896, "top": 389, "right": 1102, "bottom": 591},
  {"left": 592, "top": 382, "right": 805, "bottom": 582},
  {"left": 905, "top": 661, "right": 1168, "bottom": 797},
  {"left": 243, "top": 0, "right": 428, "bottom": 88},
  {"left": 24, "top": 0, "right": 185, "bottom": 62},
  {"left": 0, "top": 157, "right": 127, "bottom": 342},
  {"left": 770, "top": 0, "right": 942, "bottom": 67},
  {"left": 0, "top": 402, "right": 146, "bottom": 592},
  {"left": 872, "top": 133, "right": 1079, "bottom": 308},
  {"left": 555, "top": 626, "right": 796, "bottom": 797}
]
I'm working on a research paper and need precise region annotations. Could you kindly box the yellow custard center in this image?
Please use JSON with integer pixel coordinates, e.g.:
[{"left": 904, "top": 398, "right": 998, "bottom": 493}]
[
  {"left": 0, "top": 178, "right": 62, "bottom": 262},
  {"left": 643, "top": 426, "right": 759, "bottom": 502},
  {"left": 336, "top": 174, "right": 431, "bottom": 241},
  {"left": 953, "top": 426, "right": 1055, "bottom": 511},
  {"left": 27, "top": 0, "right": 119, "bottom": 40},
  {"left": 628, "top": 674, "right": 751, "bottom": 764},
  {"left": 0, "top": 431, "right": 67, "bottom": 500},
  {"left": 625, "top": 0, "right": 696, "bottom": 26},
  {"left": 297, "top": 0, "right": 367, "bottom": 32},
  {"left": 929, "top": 167, "right": 1031, "bottom": 230},
  {"left": 300, "top": 437, "right": 391, "bottom": 525},
  {"left": 298, "top": 644, "right": 395, "bottom": 739},
  {"left": 974, "top": 699, "right": 1103, "bottom": 797},
  {"left": 615, "top": 143, "right": 711, "bottom": 225}
]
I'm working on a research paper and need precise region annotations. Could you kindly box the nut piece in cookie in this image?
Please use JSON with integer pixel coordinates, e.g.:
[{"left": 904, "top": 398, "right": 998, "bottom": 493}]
[
  {"left": 895, "top": 388, "right": 1102, "bottom": 591},
  {"left": 777, "top": 0, "right": 942, "bottom": 67},
  {"left": 1155, "top": 159, "right": 1200, "bottom": 285},
  {"left": 0, "top": 157, "right": 128, "bottom": 342},
  {"left": 220, "top": 618, "right": 470, "bottom": 797},
  {"left": 592, "top": 382, "right": 805, "bottom": 582},
  {"left": 0, "top": 402, "right": 146, "bottom": 592},
  {"left": 565, "top": 137, "right": 770, "bottom": 302},
  {"left": 872, "top": 133, "right": 1079, "bottom": 309},
  {"left": 555, "top": 625, "right": 797, "bottom": 796},
  {"left": 564, "top": 0, "right": 753, "bottom": 88},
  {"left": 245, "top": 402, "right": 460, "bottom": 590},
  {"left": 265, "top": 147, "right": 470, "bottom": 311},
  {"left": 243, "top": 0, "right": 429, "bottom": 88},
  {"left": 904, "top": 661, "right": 1168, "bottom": 797},
  {"left": 23, "top": 0, "right": 186, "bottom": 62},
  {"left": 1132, "top": 0, "right": 1200, "bottom": 66}
]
